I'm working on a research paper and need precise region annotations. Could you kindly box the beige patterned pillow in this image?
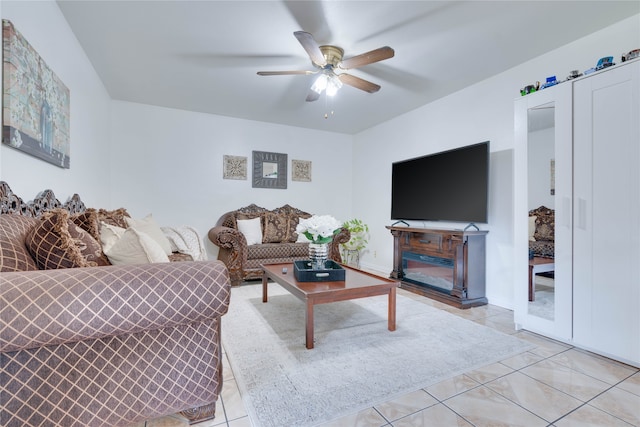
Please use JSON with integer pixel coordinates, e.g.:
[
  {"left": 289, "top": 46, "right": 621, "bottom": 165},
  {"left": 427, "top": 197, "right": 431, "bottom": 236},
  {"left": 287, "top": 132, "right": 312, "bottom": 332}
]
[
  {"left": 0, "top": 214, "right": 39, "bottom": 272},
  {"left": 125, "top": 214, "right": 173, "bottom": 255},
  {"left": 534, "top": 213, "right": 555, "bottom": 242},
  {"left": 25, "top": 209, "right": 110, "bottom": 270},
  {"left": 262, "top": 213, "right": 289, "bottom": 243},
  {"left": 71, "top": 208, "right": 102, "bottom": 243},
  {"left": 97, "top": 207, "right": 130, "bottom": 228},
  {"left": 100, "top": 221, "right": 126, "bottom": 252},
  {"left": 286, "top": 213, "right": 311, "bottom": 243},
  {"left": 103, "top": 228, "right": 170, "bottom": 265},
  {"left": 528, "top": 216, "right": 537, "bottom": 242}
]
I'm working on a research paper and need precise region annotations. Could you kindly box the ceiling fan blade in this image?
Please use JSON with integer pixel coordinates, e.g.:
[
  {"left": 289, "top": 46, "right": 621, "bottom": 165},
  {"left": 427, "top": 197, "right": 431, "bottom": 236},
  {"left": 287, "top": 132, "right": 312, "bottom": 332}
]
[
  {"left": 305, "top": 90, "right": 321, "bottom": 102},
  {"left": 338, "top": 74, "right": 381, "bottom": 93},
  {"left": 294, "top": 31, "right": 327, "bottom": 67},
  {"left": 257, "top": 70, "right": 316, "bottom": 76},
  {"left": 338, "top": 46, "right": 394, "bottom": 70}
]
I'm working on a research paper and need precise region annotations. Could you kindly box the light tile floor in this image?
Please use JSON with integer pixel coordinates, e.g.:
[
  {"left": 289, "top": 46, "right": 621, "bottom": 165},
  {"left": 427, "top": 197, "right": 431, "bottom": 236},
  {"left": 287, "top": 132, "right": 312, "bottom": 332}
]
[{"left": 144, "top": 288, "right": 640, "bottom": 427}]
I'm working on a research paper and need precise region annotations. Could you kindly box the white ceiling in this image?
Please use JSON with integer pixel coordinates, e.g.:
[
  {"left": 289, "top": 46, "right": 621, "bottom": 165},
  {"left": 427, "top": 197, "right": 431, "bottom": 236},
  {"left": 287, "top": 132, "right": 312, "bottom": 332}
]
[{"left": 56, "top": 1, "right": 639, "bottom": 135}]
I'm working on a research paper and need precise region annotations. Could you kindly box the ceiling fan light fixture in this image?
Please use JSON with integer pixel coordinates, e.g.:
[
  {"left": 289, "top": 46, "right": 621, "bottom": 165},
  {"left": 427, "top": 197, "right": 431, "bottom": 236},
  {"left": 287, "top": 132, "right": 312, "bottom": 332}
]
[
  {"left": 311, "top": 72, "right": 342, "bottom": 97},
  {"left": 257, "top": 31, "right": 392, "bottom": 102},
  {"left": 326, "top": 75, "right": 342, "bottom": 97},
  {"left": 311, "top": 74, "right": 329, "bottom": 94}
]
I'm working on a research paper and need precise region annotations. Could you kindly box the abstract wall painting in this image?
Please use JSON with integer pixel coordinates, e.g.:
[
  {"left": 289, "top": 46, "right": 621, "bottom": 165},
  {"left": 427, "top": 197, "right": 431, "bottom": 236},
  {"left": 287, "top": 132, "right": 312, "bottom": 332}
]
[{"left": 2, "top": 19, "right": 71, "bottom": 168}]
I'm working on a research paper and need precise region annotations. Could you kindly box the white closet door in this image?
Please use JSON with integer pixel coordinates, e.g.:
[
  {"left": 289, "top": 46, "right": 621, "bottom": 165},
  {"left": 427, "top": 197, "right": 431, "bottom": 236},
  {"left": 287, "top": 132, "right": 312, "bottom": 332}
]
[
  {"left": 573, "top": 61, "right": 640, "bottom": 366},
  {"left": 513, "top": 84, "right": 573, "bottom": 342}
]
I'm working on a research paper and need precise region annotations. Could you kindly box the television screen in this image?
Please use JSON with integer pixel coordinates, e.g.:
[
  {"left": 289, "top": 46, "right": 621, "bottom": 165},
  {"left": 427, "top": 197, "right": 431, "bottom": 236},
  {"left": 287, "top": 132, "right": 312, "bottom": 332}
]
[{"left": 391, "top": 141, "right": 489, "bottom": 224}]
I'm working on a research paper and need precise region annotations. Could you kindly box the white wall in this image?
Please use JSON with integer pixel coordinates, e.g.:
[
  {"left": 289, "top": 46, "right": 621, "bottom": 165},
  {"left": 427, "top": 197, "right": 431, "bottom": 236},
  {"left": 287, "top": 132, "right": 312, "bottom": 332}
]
[
  {"left": 353, "top": 14, "right": 640, "bottom": 309},
  {"left": 109, "top": 101, "right": 353, "bottom": 258},
  {"left": 0, "top": 0, "right": 112, "bottom": 208},
  {"left": 528, "top": 127, "right": 555, "bottom": 209},
  {"left": 2, "top": 1, "right": 637, "bottom": 310}
]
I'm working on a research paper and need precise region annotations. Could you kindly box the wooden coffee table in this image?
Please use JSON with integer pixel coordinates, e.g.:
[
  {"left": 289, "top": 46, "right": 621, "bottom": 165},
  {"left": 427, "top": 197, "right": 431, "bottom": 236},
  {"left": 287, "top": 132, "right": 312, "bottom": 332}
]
[
  {"left": 529, "top": 257, "right": 555, "bottom": 301},
  {"left": 262, "top": 262, "right": 399, "bottom": 349}
]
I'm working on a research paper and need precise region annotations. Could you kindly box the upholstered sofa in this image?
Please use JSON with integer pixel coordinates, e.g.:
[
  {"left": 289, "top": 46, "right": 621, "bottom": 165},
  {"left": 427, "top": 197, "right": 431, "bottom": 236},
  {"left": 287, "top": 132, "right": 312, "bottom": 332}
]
[
  {"left": 529, "top": 205, "right": 554, "bottom": 258},
  {"left": 0, "top": 182, "right": 231, "bottom": 426},
  {"left": 208, "top": 204, "right": 350, "bottom": 286}
]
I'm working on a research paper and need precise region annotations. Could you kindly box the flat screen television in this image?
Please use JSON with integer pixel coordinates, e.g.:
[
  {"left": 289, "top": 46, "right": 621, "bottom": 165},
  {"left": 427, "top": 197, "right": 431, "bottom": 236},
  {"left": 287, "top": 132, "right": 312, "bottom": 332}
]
[{"left": 391, "top": 141, "right": 489, "bottom": 224}]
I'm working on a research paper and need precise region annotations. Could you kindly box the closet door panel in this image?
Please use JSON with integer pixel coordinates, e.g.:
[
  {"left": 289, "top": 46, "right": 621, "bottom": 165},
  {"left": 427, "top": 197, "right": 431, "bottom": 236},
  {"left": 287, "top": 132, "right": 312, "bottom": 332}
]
[
  {"left": 513, "top": 84, "right": 572, "bottom": 342},
  {"left": 573, "top": 62, "right": 640, "bottom": 365}
]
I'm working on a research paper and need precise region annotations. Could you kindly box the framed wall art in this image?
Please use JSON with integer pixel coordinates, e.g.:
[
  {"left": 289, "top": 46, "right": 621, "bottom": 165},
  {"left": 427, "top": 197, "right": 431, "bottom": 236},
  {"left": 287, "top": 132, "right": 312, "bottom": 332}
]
[
  {"left": 223, "top": 155, "right": 247, "bottom": 180},
  {"left": 292, "top": 159, "right": 312, "bottom": 182},
  {"left": 2, "top": 19, "right": 71, "bottom": 168},
  {"left": 252, "top": 151, "right": 287, "bottom": 189}
]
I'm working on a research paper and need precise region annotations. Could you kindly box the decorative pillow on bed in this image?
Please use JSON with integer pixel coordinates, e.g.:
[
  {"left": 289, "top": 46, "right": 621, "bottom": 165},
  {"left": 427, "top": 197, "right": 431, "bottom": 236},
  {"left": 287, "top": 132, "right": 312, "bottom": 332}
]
[{"left": 25, "top": 209, "right": 110, "bottom": 269}]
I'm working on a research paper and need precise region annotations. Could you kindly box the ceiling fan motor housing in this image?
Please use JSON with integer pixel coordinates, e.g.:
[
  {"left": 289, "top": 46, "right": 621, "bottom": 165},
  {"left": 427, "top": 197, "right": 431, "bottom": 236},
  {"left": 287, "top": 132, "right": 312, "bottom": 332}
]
[
  {"left": 319, "top": 45, "right": 344, "bottom": 67},
  {"left": 257, "top": 31, "right": 391, "bottom": 100}
]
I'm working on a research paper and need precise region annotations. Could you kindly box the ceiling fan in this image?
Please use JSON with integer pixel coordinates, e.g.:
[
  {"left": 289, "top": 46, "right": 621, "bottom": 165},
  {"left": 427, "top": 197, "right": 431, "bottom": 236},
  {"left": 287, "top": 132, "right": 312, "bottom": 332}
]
[{"left": 257, "top": 31, "right": 394, "bottom": 102}]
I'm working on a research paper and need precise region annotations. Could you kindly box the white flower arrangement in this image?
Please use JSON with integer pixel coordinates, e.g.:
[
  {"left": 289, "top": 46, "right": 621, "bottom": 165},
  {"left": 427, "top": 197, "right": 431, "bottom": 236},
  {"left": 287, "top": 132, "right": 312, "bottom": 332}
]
[{"left": 296, "top": 215, "right": 342, "bottom": 244}]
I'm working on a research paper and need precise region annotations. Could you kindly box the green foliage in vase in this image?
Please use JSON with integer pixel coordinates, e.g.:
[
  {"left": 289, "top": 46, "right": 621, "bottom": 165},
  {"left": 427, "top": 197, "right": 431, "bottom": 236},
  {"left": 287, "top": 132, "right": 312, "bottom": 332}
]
[{"left": 341, "top": 218, "right": 370, "bottom": 252}]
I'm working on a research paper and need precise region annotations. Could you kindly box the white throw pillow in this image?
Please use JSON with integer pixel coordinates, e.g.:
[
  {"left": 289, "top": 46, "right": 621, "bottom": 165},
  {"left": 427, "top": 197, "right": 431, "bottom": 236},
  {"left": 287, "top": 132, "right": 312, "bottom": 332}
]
[
  {"left": 125, "top": 214, "right": 173, "bottom": 255},
  {"left": 100, "top": 221, "right": 126, "bottom": 252},
  {"left": 104, "top": 228, "right": 170, "bottom": 265},
  {"left": 237, "top": 217, "right": 263, "bottom": 245},
  {"left": 528, "top": 215, "right": 537, "bottom": 242}
]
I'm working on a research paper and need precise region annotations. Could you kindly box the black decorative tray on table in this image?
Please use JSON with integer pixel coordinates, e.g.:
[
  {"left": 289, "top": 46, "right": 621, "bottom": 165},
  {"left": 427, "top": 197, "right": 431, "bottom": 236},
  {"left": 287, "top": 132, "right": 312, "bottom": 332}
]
[{"left": 293, "top": 260, "right": 346, "bottom": 282}]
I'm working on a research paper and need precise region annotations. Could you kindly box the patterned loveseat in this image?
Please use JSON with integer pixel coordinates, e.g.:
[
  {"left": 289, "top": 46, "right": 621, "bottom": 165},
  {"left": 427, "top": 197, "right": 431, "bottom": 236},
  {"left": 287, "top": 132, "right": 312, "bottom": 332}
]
[
  {"left": 0, "top": 182, "right": 231, "bottom": 426},
  {"left": 529, "top": 205, "right": 554, "bottom": 258},
  {"left": 208, "top": 204, "right": 350, "bottom": 286}
]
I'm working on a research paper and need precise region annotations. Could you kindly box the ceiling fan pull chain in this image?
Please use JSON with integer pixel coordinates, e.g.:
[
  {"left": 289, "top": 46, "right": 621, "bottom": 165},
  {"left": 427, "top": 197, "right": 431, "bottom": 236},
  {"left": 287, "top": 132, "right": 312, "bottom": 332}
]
[{"left": 323, "top": 93, "right": 335, "bottom": 119}]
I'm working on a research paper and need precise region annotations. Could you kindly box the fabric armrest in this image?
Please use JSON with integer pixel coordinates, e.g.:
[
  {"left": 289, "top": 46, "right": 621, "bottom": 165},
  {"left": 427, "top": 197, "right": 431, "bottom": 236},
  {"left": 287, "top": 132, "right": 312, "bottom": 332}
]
[
  {"left": 0, "top": 261, "right": 230, "bottom": 353},
  {"left": 208, "top": 226, "right": 247, "bottom": 285},
  {"left": 329, "top": 227, "right": 351, "bottom": 263},
  {"left": 208, "top": 225, "right": 245, "bottom": 249}
]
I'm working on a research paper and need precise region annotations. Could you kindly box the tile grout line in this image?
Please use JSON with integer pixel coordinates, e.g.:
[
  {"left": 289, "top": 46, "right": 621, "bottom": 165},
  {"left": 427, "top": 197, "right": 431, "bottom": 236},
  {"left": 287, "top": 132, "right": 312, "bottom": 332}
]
[
  {"left": 489, "top": 344, "right": 638, "bottom": 427},
  {"left": 549, "top": 373, "right": 640, "bottom": 426},
  {"left": 146, "top": 300, "right": 640, "bottom": 426}
]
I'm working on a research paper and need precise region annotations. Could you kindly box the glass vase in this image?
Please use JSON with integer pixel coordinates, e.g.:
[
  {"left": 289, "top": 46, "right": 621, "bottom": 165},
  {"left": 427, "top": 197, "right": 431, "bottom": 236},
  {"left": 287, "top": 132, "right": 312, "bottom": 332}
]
[{"left": 308, "top": 242, "right": 329, "bottom": 270}]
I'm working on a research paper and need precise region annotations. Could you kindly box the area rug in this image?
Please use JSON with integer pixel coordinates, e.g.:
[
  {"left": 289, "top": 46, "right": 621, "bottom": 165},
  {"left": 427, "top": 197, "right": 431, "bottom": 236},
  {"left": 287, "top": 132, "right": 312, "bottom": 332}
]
[
  {"left": 528, "top": 275, "right": 555, "bottom": 320},
  {"left": 221, "top": 283, "right": 533, "bottom": 427}
]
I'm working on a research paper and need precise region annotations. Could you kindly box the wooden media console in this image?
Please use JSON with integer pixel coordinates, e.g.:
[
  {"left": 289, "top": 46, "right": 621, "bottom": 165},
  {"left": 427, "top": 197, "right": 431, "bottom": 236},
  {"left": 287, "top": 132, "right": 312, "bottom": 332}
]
[{"left": 386, "top": 226, "right": 488, "bottom": 308}]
